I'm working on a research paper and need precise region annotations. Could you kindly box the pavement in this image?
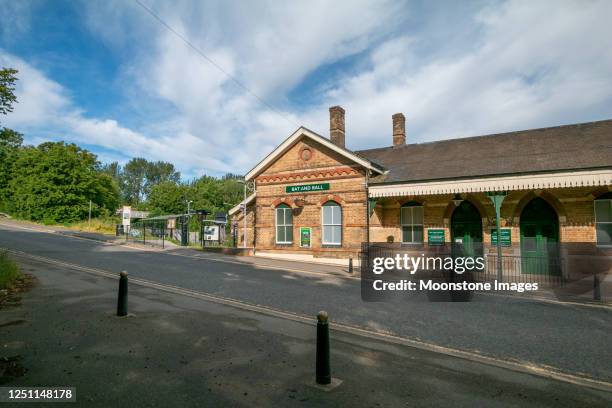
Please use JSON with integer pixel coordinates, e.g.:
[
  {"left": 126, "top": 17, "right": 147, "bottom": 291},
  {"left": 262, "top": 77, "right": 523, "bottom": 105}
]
[
  {"left": 0, "top": 220, "right": 611, "bottom": 391},
  {"left": 2, "top": 255, "right": 611, "bottom": 407}
]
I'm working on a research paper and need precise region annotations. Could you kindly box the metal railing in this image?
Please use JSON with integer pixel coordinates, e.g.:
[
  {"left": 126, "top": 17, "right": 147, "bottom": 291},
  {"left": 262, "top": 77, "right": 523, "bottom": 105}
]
[
  {"left": 125, "top": 219, "right": 168, "bottom": 248},
  {"left": 480, "top": 254, "right": 564, "bottom": 286}
]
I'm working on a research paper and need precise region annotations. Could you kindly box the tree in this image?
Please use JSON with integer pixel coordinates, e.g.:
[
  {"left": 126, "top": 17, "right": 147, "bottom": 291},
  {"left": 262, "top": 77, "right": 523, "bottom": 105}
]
[
  {"left": 121, "top": 158, "right": 148, "bottom": 205},
  {"left": 0, "top": 68, "right": 18, "bottom": 119},
  {"left": 6, "top": 141, "right": 119, "bottom": 223},
  {"left": 101, "top": 161, "right": 121, "bottom": 183},
  {"left": 147, "top": 181, "right": 189, "bottom": 215},
  {"left": 120, "top": 158, "right": 180, "bottom": 206},
  {"left": 0, "top": 128, "right": 23, "bottom": 210},
  {"left": 144, "top": 161, "right": 180, "bottom": 198}
]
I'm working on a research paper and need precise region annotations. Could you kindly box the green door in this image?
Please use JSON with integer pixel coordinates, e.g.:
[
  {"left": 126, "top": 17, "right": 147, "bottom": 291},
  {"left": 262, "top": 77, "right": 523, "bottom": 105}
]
[
  {"left": 520, "top": 198, "right": 559, "bottom": 275},
  {"left": 451, "top": 201, "right": 483, "bottom": 258}
]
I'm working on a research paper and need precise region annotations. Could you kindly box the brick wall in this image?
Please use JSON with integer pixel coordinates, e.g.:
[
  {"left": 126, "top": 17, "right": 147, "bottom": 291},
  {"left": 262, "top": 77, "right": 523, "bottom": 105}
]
[
  {"left": 253, "top": 137, "right": 367, "bottom": 258},
  {"left": 234, "top": 130, "right": 609, "bottom": 260},
  {"left": 370, "top": 187, "right": 604, "bottom": 250}
]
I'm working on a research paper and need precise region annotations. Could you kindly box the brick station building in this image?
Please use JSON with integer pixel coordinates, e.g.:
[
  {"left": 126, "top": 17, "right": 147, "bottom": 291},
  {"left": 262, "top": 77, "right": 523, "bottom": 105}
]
[{"left": 230, "top": 106, "right": 612, "bottom": 268}]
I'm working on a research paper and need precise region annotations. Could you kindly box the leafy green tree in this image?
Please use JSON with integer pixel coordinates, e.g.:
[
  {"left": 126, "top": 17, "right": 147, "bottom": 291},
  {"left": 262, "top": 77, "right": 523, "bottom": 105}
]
[
  {"left": 6, "top": 142, "right": 119, "bottom": 223},
  {"left": 120, "top": 158, "right": 180, "bottom": 205},
  {"left": 120, "top": 157, "right": 148, "bottom": 205},
  {"left": 147, "top": 181, "right": 189, "bottom": 215},
  {"left": 0, "top": 128, "right": 23, "bottom": 210},
  {"left": 0, "top": 68, "right": 18, "bottom": 118},
  {"left": 144, "top": 161, "right": 180, "bottom": 198},
  {"left": 101, "top": 161, "right": 121, "bottom": 184}
]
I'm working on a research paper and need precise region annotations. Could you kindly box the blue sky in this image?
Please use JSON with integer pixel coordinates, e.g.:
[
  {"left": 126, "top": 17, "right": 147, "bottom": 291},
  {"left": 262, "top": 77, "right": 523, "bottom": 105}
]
[{"left": 1, "top": 0, "right": 612, "bottom": 179}]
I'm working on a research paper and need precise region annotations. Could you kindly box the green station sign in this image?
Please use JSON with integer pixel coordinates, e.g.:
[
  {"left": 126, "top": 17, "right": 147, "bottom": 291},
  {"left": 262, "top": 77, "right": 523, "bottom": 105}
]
[
  {"left": 286, "top": 183, "right": 330, "bottom": 194},
  {"left": 490, "top": 228, "right": 511, "bottom": 246},
  {"left": 427, "top": 229, "right": 445, "bottom": 246}
]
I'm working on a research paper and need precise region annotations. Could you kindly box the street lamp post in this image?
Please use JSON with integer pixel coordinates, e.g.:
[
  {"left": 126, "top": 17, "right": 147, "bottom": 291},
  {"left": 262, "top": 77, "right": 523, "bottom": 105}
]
[{"left": 487, "top": 191, "right": 507, "bottom": 282}]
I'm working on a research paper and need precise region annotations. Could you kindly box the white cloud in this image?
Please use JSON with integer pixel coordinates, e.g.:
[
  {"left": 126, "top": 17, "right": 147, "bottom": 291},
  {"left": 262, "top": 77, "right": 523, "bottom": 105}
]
[
  {"left": 308, "top": 0, "right": 612, "bottom": 148},
  {"left": 2, "top": 0, "right": 612, "bottom": 179}
]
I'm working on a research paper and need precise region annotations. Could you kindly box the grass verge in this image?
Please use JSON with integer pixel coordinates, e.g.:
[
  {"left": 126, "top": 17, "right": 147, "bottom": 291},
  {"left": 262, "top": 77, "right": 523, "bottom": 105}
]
[
  {"left": 0, "top": 251, "right": 22, "bottom": 290},
  {"left": 65, "top": 218, "right": 118, "bottom": 235}
]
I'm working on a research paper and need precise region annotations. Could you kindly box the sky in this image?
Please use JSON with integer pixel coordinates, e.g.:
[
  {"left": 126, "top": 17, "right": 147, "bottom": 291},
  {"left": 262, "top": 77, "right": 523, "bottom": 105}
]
[{"left": 1, "top": 0, "right": 611, "bottom": 180}]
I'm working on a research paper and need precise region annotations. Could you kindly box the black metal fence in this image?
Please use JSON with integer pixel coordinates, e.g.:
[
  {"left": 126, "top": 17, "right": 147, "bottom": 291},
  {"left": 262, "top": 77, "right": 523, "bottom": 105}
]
[
  {"left": 481, "top": 254, "right": 564, "bottom": 286},
  {"left": 125, "top": 219, "right": 169, "bottom": 248},
  {"left": 121, "top": 218, "right": 228, "bottom": 249}
]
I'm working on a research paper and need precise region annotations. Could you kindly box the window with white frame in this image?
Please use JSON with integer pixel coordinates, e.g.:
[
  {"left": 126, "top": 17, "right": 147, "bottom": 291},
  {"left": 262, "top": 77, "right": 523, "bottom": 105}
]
[
  {"left": 401, "top": 202, "right": 424, "bottom": 243},
  {"left": 322, "top": 201, "right": 342, "bottom": 245},
  {"left": 595, "top": 193, "right": 612, "bottom": 246},
  {"left": 275, "top": 204, "right": 293, "bottom": 244}
]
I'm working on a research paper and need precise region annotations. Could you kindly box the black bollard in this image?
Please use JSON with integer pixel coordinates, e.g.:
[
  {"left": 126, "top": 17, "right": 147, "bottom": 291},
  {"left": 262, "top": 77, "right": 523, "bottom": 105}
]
[
  {"left": 348, "top": 257, "right": 353, "bottom": 274},
  {"left": 594, "top": 274, "right": 601, "bottom": 301},
  {"left": 316, "top": 311, "right": 331, "bottom": 385},
  {"left": 117, "top": 271, "right": 128, "bottom": 316}
]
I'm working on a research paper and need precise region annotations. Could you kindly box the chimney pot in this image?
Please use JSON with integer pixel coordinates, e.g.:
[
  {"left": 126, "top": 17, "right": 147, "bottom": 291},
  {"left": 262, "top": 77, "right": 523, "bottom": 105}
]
[
  {"left": 329, "top": 106, "right": 345, "bottom": 148},
  {"left": 392, "top": 113, "right": 406, "bottom": 146}
]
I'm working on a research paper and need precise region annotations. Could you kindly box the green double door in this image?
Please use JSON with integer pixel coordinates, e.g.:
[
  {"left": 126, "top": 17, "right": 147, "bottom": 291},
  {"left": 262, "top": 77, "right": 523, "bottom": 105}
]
[
  {"left": 520, "top": 198, "right": 560, "bottom": 275},
  {"left": 451, "top": 201, "right": 483, "bottom": 258}
]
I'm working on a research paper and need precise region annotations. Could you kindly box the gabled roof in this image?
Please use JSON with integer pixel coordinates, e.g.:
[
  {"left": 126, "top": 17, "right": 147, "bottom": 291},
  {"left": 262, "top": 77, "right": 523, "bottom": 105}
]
[
  {"left": 358, "top": 119, "right": 612, "bottom": 184},
  {"left": 244, "top": 126, "right": 385, "bottom": 181}
]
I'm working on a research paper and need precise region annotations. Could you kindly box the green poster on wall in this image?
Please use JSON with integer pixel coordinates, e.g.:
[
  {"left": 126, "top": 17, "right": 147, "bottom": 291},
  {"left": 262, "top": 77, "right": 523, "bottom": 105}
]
[
  {"left": 427, "top": 229, "right": 445, "bottom": 246},
  {"left": 300, "top": 227, "right": 311, "bottom": 248},
  {"left": 491, "top": 228, "right": 511, "bottom": 246}
]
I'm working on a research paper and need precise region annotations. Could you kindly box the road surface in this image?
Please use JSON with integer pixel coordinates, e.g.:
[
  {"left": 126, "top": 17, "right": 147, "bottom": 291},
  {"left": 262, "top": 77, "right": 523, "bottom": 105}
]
[{"left": 0, "top": 220, "right": 611, "bottom": 386}]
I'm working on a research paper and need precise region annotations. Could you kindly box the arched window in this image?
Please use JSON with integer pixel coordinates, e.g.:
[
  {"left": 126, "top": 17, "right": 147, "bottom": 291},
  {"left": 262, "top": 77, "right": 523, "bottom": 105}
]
[
  {"left": 275, "top": 204, "right": 293, "bottom": 244},
  {"left": 595, "top": 192, "right": 612, "bottom": 246},
  {"left": 322, "top": 201, "right": 342, "bottom": 245},
  {"left": 401, "top": 201, "right": 423, "bottom": 243}
]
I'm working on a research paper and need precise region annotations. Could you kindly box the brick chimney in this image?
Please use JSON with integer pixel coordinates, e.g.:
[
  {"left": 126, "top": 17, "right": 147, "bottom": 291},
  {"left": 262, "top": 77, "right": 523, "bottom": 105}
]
[
  {"left": 329, "top": 106, "right": 345, "bottom": 148},
  {"left": 392, "top": 113, "right": 406, "bottom": 146}
]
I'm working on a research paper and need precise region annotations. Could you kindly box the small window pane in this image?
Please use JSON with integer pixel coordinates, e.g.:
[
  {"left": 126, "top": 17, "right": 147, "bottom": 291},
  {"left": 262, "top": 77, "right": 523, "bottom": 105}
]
[
  {"left": 413, "top": 207, "right": 424, "bottom": 224},
  {"left": 595, "top": 200, "right": 611, "bottom": 222},
  {"left": 284, "top": 226, "right": 292, "bottom": 243},
  {"left": 402, "top": 226, "right": 412, "bottom": 243},
  {"left": 401, "top": 207, "right": 412, "bottom": 224},
  {"left": 323, "top": 206, "right": 332, "bottom": 223},
  {"left": 276, "top": 226, "right": 285, "bottom": 243},
  {"left": 596, "top": 223, "right": 612, "bottom": 245},
  {"left": 332, "top": 206, "right": 341, "bottom": 224},
  {"left": 332, "top": 226, "right": 341, "bottom": 244},
  {"left": 285, "top": 209, "right": 292, "bottom": 225},
  {"left": 413, "top": 225, "right": 423, "bottom": 243},
  {"left": 323, "top": 226, "right": 332, "bottom": 243}
]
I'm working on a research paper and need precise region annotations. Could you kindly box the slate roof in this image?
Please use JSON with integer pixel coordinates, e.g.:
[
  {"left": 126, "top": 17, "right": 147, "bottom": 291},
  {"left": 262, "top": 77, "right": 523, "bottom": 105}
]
[{"left": 356, "top": 119, "right": 612, "bottom": 184}]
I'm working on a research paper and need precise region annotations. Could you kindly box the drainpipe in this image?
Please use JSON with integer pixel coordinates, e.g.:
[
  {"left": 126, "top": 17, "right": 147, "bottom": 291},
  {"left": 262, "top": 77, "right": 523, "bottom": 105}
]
[{"left": 366, "top": 170, "right": 370, "bottom": 251}]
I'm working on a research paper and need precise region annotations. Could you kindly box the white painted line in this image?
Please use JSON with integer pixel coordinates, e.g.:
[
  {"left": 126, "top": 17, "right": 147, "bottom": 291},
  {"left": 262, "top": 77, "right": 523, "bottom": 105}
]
[{"left": 6, "top": 248, "right": 612, "bottom": 394}]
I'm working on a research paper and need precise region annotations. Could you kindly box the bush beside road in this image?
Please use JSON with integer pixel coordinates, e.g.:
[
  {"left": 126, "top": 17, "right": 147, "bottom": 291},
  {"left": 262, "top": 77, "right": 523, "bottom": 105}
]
[{"left": 0, "top": 251, "right": 21, "bottom": 289}]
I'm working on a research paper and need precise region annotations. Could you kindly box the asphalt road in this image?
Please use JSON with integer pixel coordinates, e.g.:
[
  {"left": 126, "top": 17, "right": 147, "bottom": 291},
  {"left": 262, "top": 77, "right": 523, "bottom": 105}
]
[
  {"left": 4, "top": 257, "right": 611, "bottom": 407},
  {"left": 1, "top": 221, "right": 611, "bottom": 384}
]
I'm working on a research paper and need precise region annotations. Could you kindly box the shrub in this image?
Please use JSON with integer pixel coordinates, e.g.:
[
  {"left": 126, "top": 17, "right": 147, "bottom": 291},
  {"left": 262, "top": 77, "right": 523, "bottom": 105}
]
[{"left": 0, "top": 251, "right": 22, "bottom": 289}]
